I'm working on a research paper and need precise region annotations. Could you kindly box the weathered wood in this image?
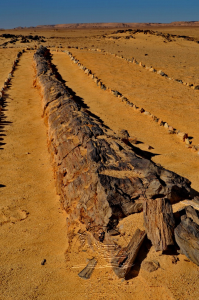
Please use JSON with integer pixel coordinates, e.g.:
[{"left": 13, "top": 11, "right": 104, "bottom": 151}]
[
  {"left": 185, "top": 205, "right": 199, "bottom": 225},
  {"left": 175, "top": 206, "right": 199, "bottom": 265},
  {"left": 33, "top": 46, "right": 191, "bottom": 239},
  {"left": 143, "top": 198, "right": 175, "bottom": 251},
  {"left": 78, "top": 258, "right": 97, "bottom": 279},
  {"left": 111, "top": 228, "right": 146, "bottom": 278}
]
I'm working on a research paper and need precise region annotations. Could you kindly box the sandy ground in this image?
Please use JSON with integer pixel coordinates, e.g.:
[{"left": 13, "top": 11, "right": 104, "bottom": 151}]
[
  {"left": 0, "top": 27, "right": 199, "bottom": 299},
  {"left": 0, "top": 49, "right": 19, "bottom": 87}
]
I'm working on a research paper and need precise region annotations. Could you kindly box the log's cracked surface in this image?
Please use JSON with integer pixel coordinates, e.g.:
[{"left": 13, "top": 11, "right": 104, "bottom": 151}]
[
  {"left": 143, "top": 198, "right": 175, "bottom": 251},
  {"left": 175, "top": 206, "right": 199, "bottom": 265},
  {"left": 33, "top": 46, "right": 191, "bottom": 242}
]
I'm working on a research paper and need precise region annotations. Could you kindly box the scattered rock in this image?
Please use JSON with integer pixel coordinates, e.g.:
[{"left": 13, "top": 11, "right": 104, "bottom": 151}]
[
  {"left": 149, "top": 67, "right": 155, "bottom": 72},
  {"left": 185, "top": 138, "right": 191, "bottom": 145},
  {"left": 157, "top": 70, "right": 165, "bottom": 76},
  {"left": 117, "top": 129, "right": 130, "bottom": 139},
  {"left": 141, "top": 260, "right": 159, "bottom": 272},
  {"left": 177, "top": 132, "right": 188, "bottom": 142},
  {"left": 78, "top": 258, "right": 97, "bottom": 279},
  {"left": 41, "top": 259, "right": 46, "bottom": 265}
]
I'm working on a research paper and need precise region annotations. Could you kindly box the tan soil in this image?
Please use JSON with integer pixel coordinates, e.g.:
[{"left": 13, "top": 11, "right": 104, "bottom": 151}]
[{"left": 0, "top": 27, "right": 199, "bottom": 299}]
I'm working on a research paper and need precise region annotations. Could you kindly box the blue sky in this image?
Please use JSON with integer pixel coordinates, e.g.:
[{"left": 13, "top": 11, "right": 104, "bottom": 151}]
[{"left": 0, "top": 0, "right": 199, "bottom": 29}]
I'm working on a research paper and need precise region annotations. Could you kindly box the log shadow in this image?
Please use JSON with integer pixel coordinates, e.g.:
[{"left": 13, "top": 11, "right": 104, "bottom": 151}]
[
  {"left": 50, "top": 59, "right": 111, "bottom": 130},
  {"left": 0, "top": 91, "right": 13, "bottom": 150},
  {"left": 125, "top": 237, "right": 152, "bottom": 280},
  {"left": 123, "top": 140, "right": 160, "bottom": 160},
  {"left": 190, "top": 188, "right": 199, "bottom": 199}
]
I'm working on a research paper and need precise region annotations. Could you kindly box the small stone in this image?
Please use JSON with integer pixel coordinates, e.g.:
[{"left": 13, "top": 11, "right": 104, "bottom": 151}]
[
  {"left": 139, "top": 108, "right": 145, "bottom": 113},
  {"left": 147, "top": 145, "right": 154, "bottom": 150},
  {"left": 141, "top": 260, "right": 159, "bottom": 272},
  {"left": 114, "top": 91, "right": 120, "bottom": 97},
  {"left": 164, "top": 122, "right": 169, "bottom": 129},
  {"left": 185, "top": 144, "right": 192, "bottom": 149},
  {"left": 41, "top": 259, "right": 46, "bottom": 265},
  {"left": 185, "top": 138, "right": 191, "bottom": 145},
  {"left": 129, "top": 136, "right": 137, "bottom": 144},
  {"left": 177, "top": 132, "right": 188, "bottom": 142},
  {"left": 149, "top": 67, "right": 155, "bottom": 72},
  {"left": 158, "top": 119, "right": 164, "bottom": 126},
  {"left": 139, "top": 62, "right": 145, "bottom": 67},
  {"left": 192, "top": 145, "right": 199, "bottom": 152},
  {"left": 118, "top": 129, "right": 130, "bottom": 139},
  {"left": 143, "top": 111, "right": 151, "bottom": 116},
  {"left": 157, "top": 70, "right": 165, "bottom": 76}
]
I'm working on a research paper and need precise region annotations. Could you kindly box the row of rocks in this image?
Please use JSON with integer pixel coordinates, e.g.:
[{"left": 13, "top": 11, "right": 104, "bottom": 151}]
[
  {"left": 64, "top": 49, "right": 199, "bottom": 154},
  {"left": 64, "top": 45, "right": 199, "bottom": 90},
  {"left": 0, "top": 50, "right": 24, "bottom": 116},
  {"left": 34, "top": 46, "right": 199, "bottom": 278},
  {"left": 89, "top": 47, "right": 199, "bottom": 90}
]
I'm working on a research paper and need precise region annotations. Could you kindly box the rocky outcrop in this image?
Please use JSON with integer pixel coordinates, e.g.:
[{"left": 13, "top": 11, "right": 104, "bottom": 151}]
[{"left": 33, "top": 46, "right": 191, "bottom": 242}]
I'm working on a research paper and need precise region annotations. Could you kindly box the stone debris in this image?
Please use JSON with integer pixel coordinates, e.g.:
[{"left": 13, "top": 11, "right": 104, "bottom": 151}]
[
  {"left": 78, "top": 258, "right": 97, "bottom": 279},
  {"left": 157, "top": 70, "right": 165, "bottom": 76},
  {"left": 177, "top": 131, "right": 188, "bottom": 142},
  {"left": 141, "top": 260, "right": 159, "bottom": 272}
]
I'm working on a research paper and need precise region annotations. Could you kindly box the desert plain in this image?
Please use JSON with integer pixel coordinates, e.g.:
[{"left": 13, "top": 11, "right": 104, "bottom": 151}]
[{"left": 0, "top": 23, "right": 199, "bottom": 299}]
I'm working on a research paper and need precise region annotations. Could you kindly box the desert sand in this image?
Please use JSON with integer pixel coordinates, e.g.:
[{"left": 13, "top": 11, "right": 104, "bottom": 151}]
[{"left": 0, "top": 24, "right": 199, "bottom": 299}]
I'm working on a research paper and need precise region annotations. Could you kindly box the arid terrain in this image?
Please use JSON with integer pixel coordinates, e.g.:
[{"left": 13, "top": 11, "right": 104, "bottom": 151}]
[{"left": 0, "top": 23, "right": 199, "bottom": 299}]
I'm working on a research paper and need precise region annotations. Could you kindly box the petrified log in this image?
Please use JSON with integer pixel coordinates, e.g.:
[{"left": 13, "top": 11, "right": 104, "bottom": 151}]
[
  {"left": 33, "top": 46, "right": 191, "bottom": 238},
  {"left": 175, "top": 206, "right": 199, "bottom": 265},
  {"left": 78, "top": 258, "right": 97, "bottom": 279},
  {"left": 111, "top": 228, "right": 146, "bottom": 278},
  {"left": 143, "top": 198, "right": 175, "bottom": 251}
]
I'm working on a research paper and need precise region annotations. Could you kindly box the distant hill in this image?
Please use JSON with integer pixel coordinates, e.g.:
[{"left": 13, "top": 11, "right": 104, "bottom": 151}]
[
  {"left": 35, "top": 21, "right": 199, "bottom": 29},
  {"left": 13, "top": 21, "right": 199, "bottom": 30}
]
